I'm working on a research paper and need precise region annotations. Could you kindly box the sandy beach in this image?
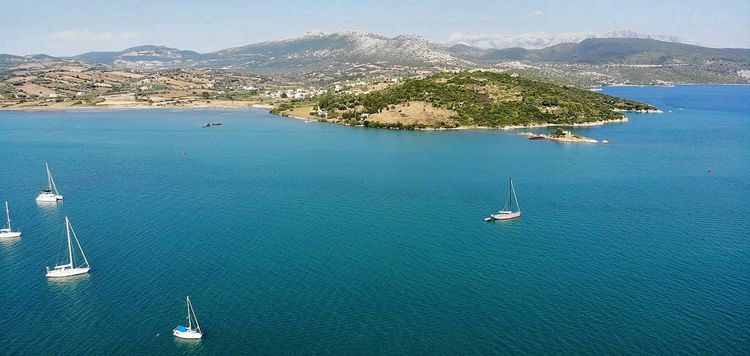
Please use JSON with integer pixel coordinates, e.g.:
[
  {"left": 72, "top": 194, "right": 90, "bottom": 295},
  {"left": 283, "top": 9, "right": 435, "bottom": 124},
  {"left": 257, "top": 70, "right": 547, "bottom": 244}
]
[{"left": 0, "top": 100, "right": 273, "bottom": 112}]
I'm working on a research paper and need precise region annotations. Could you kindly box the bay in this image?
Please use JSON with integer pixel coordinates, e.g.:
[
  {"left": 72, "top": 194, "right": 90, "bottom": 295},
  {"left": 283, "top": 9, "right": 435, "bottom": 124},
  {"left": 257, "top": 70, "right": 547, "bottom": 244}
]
[{"left": 0, "top": 85, "right": 748, "bottom": 354}]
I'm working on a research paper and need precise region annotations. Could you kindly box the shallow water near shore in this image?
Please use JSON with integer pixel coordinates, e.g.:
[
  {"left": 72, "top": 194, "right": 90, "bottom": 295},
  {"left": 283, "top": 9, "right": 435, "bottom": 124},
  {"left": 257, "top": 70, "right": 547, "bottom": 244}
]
[{"left": 0, "top": 85, "right": 748, "bottom": 354}]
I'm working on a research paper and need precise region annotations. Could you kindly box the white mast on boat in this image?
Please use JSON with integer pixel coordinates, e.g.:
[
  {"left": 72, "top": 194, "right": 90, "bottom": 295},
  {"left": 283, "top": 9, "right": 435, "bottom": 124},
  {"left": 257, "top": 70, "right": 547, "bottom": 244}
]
[
  {"left": 5, "top": 202, "right": 12, "bottom": 231},
  {"left": 65, "top": 217, "right": 74, "bottom": 268},
  {"left": 46, "top": 162, "right": 59, "bottom": 196},
  {"left": 188, "top": 296, "right": 201, "bottom": 334},
  {"left": 509, "top": 178, "right": 521, "bottom": 213},
  {"left": 69, "top": 217, "right": 89, "bottom": 268}
]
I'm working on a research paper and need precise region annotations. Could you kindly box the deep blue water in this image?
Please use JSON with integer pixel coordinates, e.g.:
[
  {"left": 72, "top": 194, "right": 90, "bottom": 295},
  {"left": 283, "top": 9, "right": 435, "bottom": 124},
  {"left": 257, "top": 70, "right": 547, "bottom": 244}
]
[{"left": 0, "top": 85, "right": 748, "bottom": 354}]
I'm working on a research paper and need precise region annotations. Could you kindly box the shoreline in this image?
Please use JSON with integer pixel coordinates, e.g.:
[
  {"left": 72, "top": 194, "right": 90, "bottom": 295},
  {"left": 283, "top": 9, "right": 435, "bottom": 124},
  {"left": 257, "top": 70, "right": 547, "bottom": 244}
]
[
  {"left": 2, "top": 102, "right": 657, "bottom": 134},
  {"left": 601, "top": 83, "right": 750, "bottom": 88},
  {"left": 0, "top": 102, "right": 275, "bottom": 112},
  {"left": 613, "top": 108, "right": 663, "bottom": 113},
  {"left": 284, "top": 112, "right": 633, "bottom": 131}
]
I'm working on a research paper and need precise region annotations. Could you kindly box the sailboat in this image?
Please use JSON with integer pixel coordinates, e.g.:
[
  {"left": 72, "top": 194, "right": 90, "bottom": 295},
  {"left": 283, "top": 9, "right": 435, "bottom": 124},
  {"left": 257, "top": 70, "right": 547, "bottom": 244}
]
[
  {"left": 36, "top": 163, "right": 64, "bottom": 202},
  {"left": 173, "top": 296, "right": 203, "bottom": 339},
  {"left": 485, "top": 178, "right": 522, "bottom": 221},
  {"left": 46, "top": 217, "right": 90, "bottom": 278},
  {"left": 0, "top": 201, "right": 22, "bottom": 238}
]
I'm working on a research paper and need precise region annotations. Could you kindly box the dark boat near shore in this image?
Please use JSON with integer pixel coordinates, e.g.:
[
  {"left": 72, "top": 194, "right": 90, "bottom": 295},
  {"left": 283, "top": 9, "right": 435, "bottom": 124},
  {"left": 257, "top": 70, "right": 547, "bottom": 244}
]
[{"left": 529, "top": 135, "right": 545, "bottom": 140}]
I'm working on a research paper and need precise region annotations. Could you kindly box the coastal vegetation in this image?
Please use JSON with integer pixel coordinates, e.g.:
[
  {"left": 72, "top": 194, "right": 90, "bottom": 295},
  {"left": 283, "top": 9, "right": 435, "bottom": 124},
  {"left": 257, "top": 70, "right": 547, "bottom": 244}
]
[
  {"left": 550, "top": 128, "right": 566, "bottom": 137},
  {"left": 282, "top": 71, "right": 657, "bottom": 129}
]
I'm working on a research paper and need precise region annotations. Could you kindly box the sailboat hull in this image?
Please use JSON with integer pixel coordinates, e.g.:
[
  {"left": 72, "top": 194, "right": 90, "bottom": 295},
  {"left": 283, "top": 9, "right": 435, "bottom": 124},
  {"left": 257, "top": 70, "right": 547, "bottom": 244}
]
[
  {"left": 36, "top": 193, "right": 62, "bottom": 202},
  {"left": 173, "top": 329, "right": 202, "bottom": 339},
  {"left": 491, "top": 211, "right": 521, "bottom": 220},
  {"left": 46, "top": 267, "right": 90, "bottom": 278},
  {"left": 0, "top": 231, "right": 22, "bottom": 238}
]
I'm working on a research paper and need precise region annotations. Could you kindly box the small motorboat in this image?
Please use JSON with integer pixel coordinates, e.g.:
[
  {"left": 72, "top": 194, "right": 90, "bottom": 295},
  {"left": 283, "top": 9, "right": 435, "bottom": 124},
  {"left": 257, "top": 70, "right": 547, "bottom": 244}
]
[{"left": 528, "top": 135, "right": 545, "bottom": 140}]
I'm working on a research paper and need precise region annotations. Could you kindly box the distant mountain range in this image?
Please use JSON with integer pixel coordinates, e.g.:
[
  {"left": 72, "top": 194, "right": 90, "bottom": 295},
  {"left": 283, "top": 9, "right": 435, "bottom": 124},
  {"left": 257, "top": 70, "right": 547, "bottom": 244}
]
[
  {"left": 449, "top": 38, "right": 750, "bottom": 65},
  {"left": 3, "top": 31, "right": 749, "bottom": 84},
  {"left": 206, "top": 31, "right": 468, "bottom": 73},
  {"left": 13, "top": 32, "right": 465, "bottom": 73},
  {"left": 446, "top": 30, "right": 690, "bottom": 50},
  {"left": 75, "top": 45, "right": 203, "bottom": 66}
]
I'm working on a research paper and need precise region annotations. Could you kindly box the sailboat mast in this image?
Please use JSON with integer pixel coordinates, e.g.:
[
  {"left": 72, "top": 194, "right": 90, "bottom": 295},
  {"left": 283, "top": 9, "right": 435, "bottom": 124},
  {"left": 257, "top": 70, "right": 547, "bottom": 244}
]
[
  {"left": 4, "top": 201, "right": 10, "bottom": 230},
  {"left": 511, "top": 179, "right": 521, "bottom": 212},
  {"left": 65, "top": 217, "right": 74, "bottom": 267},
  {"left": 69, "top": 222, "right": 89, "bottom": 267},
  {"left": 46, "top": 162, "right": 53, "bottom": 191},
  {"left": 189, "top": 297, "right": 201, "bottom": 332},
  {"left": 187, "top": 296, "right": 192, "bottom": 330},
  {"left": 44, "top": 162, "right": 60, "bottom": 195}
]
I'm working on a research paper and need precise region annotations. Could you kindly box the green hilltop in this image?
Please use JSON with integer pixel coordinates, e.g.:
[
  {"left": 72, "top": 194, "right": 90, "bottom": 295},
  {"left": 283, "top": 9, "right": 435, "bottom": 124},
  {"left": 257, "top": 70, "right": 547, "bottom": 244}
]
[{"left": 303, "top": 71, "right": 656, "bottom": 129}]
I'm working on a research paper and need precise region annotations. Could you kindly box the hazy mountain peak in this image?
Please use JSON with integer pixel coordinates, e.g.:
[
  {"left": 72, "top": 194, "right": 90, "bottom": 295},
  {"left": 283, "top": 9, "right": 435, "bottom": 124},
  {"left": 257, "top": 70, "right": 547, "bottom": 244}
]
[
  {"left": 447, "top": 30, "right": 692, "bottom": 50},
  {"left": 214, "top": 31, "right": 465, "bottom": 69}
]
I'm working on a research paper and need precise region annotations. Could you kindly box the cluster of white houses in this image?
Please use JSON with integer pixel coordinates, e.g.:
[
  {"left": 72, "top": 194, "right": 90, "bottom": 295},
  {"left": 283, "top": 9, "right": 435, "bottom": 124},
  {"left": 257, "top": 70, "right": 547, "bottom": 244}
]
[{"left": 265, "top": 87, "right": 328, "bottom": 99}]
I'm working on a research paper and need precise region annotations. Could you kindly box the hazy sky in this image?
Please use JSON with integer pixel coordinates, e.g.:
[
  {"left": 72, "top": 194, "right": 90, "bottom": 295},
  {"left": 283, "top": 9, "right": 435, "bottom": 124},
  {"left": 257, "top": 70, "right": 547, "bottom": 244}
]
[{"left": 2, "top": 0, "right": 748, "bottom": 56}]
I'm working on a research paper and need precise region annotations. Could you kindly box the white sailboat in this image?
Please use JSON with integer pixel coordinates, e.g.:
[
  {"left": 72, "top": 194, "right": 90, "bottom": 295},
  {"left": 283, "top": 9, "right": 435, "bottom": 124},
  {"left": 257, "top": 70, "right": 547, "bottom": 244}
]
[
  {"left": 485, "top": 178, "right": 522, "bottom": 221},
  {"left": 0, "top": 201, "right": 22, "bottom": 238},
  {"left": 36, "top": 162, "right": 64, "bottom": 202},
  {"left": 46, "top": 217, "right": 90, "bottom": 278},
  {"left": 173, "top": 296, "right": 203, "bottom": 339}
]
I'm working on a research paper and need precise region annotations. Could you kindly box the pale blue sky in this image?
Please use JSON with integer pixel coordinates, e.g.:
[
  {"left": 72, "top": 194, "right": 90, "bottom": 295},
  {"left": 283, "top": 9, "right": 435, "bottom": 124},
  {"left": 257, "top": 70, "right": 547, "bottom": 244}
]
[{"left": 2, "top": 0, "right": 748, "bottom": 56}]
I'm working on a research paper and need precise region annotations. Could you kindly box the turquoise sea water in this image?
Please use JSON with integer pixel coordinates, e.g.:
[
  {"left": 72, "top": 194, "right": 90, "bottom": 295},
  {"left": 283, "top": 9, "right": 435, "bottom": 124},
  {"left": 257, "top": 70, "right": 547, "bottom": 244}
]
[{"left": 0, "top": 85, "right": 748, "bottom": 354}]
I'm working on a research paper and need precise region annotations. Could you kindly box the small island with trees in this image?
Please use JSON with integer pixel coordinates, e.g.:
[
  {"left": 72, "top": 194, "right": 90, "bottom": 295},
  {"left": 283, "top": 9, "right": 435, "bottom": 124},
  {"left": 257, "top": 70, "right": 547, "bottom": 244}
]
[{"left": 271, "top": 71, "right": 659, "bottom": 130}]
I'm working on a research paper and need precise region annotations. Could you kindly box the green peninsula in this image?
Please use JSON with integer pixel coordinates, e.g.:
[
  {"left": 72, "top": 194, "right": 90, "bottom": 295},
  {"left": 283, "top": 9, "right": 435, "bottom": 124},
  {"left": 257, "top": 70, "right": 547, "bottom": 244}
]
[{"left": 277, "top": 71, "right": 658, "bottom": 129}]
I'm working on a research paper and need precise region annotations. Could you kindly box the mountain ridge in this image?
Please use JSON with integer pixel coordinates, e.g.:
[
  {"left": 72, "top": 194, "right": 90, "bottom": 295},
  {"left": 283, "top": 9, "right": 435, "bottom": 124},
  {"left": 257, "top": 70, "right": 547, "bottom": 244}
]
[
  {"left": 5, "top": 31, "right": 747, "bottom": 68},
  {"left": 458, "top": 38, "right": 750, "bottom": 65},
  {"left": 2, "top": 31, "right": 749, "bottom": 85},
  {"left": 446, "top": 30, "right": 692, "bottom": 50}
]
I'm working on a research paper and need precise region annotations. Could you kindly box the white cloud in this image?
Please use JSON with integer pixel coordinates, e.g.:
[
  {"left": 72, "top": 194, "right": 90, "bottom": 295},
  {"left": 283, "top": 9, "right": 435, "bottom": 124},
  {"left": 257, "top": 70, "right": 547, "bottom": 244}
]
[
  {"left": 533, "top": 8, "right": 543, "bottom": 16},
  {"left": 50, "top": 30, "right": 138, "bottom": 42}
]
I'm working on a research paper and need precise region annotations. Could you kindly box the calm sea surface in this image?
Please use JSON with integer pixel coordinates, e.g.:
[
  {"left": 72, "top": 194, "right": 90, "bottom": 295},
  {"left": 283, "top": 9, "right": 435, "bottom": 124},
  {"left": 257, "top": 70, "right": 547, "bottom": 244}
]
[{"left": 0, "top": 85, "right": 748, "bottom": 354}]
